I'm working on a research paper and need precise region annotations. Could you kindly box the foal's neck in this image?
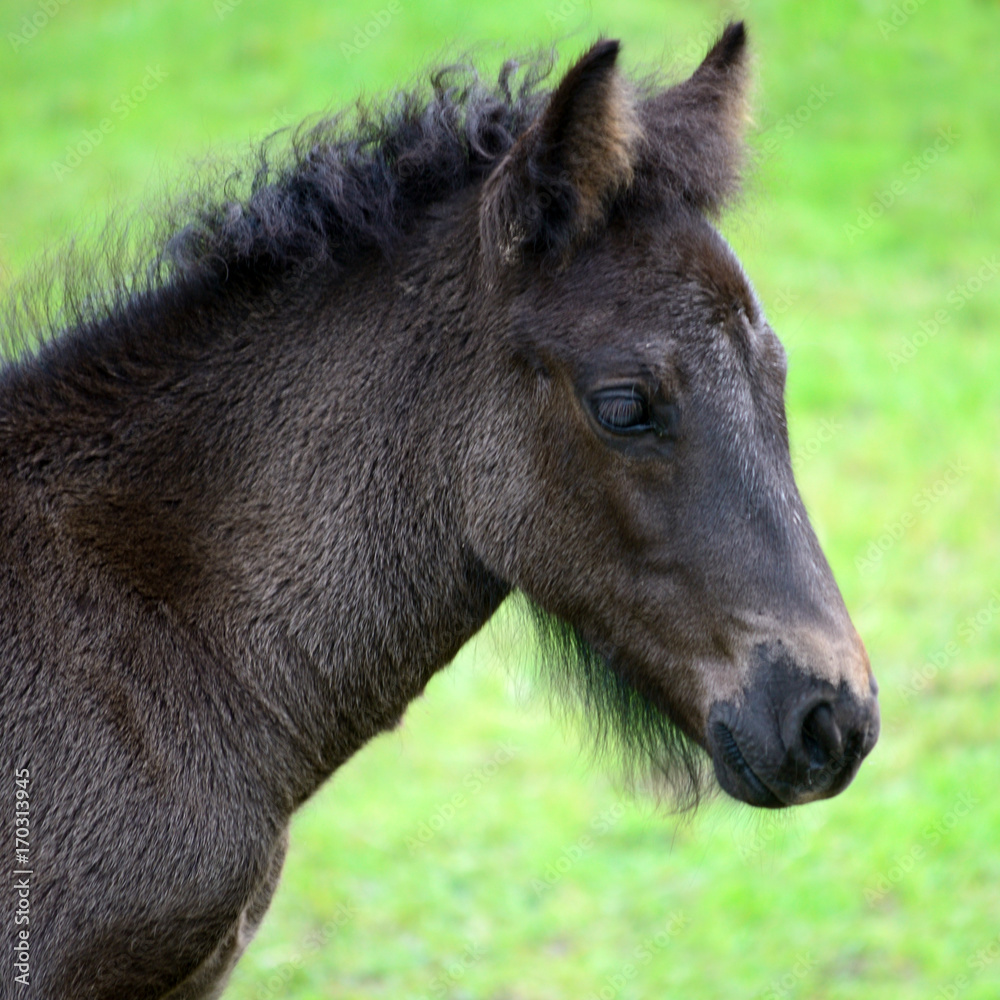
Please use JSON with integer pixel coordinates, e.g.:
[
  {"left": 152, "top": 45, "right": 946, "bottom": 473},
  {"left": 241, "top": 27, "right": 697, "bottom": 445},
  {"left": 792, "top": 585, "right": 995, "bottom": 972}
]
[{"left": 2, "top": 246, "right": 507, "bottom": 803}]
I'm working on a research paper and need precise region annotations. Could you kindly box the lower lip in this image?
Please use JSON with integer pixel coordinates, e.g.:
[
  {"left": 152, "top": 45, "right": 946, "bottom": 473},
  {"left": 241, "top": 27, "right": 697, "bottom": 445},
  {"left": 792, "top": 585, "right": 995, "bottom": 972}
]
[{"left": 712, "top": 720, "right": 783, "bottom": 807}]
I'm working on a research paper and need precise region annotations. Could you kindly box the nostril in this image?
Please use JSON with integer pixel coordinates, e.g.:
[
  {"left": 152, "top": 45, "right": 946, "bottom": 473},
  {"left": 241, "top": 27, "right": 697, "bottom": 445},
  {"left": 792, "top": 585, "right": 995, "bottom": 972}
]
[{"left": 800, "top": 702, "right": 843, "bottom": 769}]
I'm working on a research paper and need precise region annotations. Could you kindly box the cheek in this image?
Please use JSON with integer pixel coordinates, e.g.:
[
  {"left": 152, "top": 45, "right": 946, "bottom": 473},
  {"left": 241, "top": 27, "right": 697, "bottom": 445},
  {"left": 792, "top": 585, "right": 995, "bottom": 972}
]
[
  {"left": 592, "top": 456, "right": 680, "bottom": 558},
  {"left": 507, "top": 378, "right": 680, "bottom": 584},
  {"left": 548, "top": 435, "right": 649, "bottom": 546}
]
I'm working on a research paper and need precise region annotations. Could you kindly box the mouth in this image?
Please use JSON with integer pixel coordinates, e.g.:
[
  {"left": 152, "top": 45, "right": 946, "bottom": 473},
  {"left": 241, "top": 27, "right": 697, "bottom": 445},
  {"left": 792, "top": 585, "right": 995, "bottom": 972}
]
[{"left": 710, "top": 720, "right": 784, "bottom": 809}]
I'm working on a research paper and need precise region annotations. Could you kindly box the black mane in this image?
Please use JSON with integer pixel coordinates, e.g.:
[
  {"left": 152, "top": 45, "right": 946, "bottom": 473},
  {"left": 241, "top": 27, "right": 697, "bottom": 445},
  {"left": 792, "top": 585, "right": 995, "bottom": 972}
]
[
  {"left": 3, "top": 36, "right": 748, "bottom": 360},
  {"left": 2, "top": 57, "right": 554, "bottom": 357},
  {"left": 166, "top": 58, "right": 552, "bottom": 281}
]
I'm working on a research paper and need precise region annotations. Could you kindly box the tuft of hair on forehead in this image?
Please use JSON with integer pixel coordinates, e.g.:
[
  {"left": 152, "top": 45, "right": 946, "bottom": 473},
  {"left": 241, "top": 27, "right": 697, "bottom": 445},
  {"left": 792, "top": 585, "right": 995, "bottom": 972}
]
[{"left": 489, "top": 595, "right": 711, "bottom": 811}]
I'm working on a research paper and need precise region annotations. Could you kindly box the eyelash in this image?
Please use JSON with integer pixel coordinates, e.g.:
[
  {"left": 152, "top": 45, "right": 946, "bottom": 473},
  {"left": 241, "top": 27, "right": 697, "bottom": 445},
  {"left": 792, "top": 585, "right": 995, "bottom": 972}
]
[{"left": 593, "top": 388, "right": 652, "bottom": 433}]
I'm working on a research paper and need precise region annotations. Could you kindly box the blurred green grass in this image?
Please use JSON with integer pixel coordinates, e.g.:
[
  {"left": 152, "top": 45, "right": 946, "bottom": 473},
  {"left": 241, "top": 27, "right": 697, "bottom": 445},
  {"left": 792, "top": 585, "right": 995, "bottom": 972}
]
[{"left": 2, "top": 0, "right": 999, "bottom": 997}]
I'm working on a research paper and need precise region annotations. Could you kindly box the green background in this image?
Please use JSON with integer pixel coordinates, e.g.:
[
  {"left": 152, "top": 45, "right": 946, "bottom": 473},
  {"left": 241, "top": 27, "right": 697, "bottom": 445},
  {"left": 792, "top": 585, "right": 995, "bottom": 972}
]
[{"left": 2, "top": 0, "right": 998, "bottom": 997}]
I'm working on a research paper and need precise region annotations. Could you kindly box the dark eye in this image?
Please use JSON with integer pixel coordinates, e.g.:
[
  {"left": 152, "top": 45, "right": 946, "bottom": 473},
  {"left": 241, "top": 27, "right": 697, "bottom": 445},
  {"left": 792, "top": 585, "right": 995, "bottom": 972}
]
[{"left": 592, "top": 388, "right": 653, "bottom": 434}]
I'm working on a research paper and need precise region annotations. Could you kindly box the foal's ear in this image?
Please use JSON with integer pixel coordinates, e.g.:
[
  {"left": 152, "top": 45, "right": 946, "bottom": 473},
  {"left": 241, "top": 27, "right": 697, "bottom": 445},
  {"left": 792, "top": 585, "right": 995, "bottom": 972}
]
[
  {"left": 479, "top": 38, "right": 640, "bottom": 270},
  {"left": 642, "top": 21, "right": 751, "bottom": 213}
]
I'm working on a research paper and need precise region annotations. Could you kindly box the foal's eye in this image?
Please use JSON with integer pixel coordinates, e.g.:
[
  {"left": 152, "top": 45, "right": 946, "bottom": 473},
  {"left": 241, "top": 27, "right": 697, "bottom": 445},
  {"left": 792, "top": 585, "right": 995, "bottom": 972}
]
[{"left": 592, "top": 388, "right": 653, "bottom": 434}]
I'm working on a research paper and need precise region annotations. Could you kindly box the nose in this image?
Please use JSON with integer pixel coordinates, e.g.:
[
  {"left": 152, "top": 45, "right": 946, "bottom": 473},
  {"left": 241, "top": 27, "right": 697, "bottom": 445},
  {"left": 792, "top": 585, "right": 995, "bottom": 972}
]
[
  {"left": 707, "top": 638, "right": 881, "bottom": 808},
  {"left": 781, "top": 690, "right": 880, "bottom": 799}
]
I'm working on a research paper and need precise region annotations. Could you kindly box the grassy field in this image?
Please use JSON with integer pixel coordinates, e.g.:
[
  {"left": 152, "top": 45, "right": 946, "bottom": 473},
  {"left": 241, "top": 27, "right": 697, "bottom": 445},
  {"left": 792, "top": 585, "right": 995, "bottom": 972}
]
[{"left": 3, "top": 0, "right": 999, "bottom": 998}]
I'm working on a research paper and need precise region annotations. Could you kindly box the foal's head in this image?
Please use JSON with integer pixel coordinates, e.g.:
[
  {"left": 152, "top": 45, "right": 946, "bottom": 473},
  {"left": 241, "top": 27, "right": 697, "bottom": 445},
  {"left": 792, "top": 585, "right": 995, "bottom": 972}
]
[{"left": 466, "top": 25, "right": 879, "bottom": 807}]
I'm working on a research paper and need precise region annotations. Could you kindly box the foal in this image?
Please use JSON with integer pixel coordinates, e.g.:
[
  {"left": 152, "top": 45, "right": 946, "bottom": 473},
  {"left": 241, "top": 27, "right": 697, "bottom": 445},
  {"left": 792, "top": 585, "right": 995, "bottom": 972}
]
[{"left": 0, "top": 23, "right": 878, "bottom": 998}]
